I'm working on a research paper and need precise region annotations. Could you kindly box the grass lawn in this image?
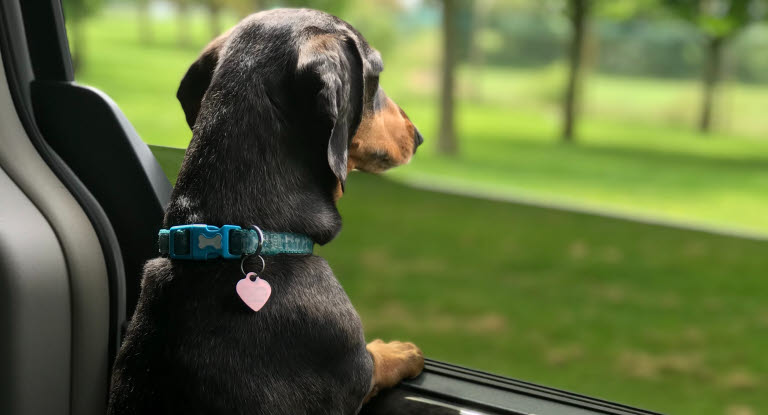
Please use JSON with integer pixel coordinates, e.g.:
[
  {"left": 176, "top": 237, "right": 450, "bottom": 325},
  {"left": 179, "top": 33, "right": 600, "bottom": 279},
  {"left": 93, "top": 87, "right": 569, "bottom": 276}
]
[
  {"left": 391, "top": 100, "right": 768, "bottom": 237},
  {"left": 152, "top": 145, "right": 768, "bottom": 415}
]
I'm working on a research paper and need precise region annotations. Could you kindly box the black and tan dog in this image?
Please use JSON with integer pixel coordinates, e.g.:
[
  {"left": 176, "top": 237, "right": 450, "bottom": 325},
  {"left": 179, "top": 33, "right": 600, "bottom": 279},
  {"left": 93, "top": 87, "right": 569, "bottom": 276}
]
[{"left": 108, "top": 8, "right": 424, "bottom": 415}]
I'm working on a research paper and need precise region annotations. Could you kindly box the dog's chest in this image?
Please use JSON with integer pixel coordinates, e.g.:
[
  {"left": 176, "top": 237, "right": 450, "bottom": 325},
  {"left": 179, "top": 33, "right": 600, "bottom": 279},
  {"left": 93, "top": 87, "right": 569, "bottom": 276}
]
[{"left": 163, "top": 261, "right": 366, "bottom": 355}]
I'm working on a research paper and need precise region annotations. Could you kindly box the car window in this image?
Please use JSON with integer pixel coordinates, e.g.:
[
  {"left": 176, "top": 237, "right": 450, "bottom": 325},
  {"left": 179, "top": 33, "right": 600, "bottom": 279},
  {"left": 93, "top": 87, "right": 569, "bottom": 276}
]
[{"left": 63, "top": 1, "right": 768, "bottom": 414}]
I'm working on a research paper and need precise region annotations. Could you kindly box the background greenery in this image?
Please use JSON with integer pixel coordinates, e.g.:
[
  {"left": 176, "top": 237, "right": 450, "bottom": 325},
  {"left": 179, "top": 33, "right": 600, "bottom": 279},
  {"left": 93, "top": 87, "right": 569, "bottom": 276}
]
[
  {"left": 77, "top": 10, "right": 768, "bottom": 234},
  {"left": 69, "top": 2, "right": 768, "bottom": 414}
]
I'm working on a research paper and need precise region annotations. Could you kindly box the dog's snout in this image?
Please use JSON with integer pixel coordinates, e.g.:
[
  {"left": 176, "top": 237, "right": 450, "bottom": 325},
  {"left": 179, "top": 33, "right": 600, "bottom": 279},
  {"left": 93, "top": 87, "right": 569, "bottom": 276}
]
[{"left": 413, "top": 129, "right": 424, "bottom": 152}]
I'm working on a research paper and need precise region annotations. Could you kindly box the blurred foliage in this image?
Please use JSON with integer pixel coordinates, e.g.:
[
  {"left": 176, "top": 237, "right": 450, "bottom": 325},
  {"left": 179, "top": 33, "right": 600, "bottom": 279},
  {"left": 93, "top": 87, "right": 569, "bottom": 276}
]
[
  {"left": 654, "top": 0, "right": 768, "bottom": 82},
  {"left": 481, "top": 4, "right": 569, "bottom": 68},
  {"left": 455, "top": 0, "right": 476, "bottom": 61},
  {"left": 341, "top": 0, "right": 402, "bottom": 58},
  {"left": 468, "top": 0, "right": 768, "bottom": 83},
  {"left": 82, "top": 0, "right": 768, "bottom": 82},
  {"left": 63, "top": 0, "right": 104, "bottom": 21},
  {"left": 216, "top": 0, "right": 399, "bottom": 55},
  {"left": 597, "top": 19, "right": 703, "bottom": 78},
  {"left": 485, "top": 3, "right": 569, "bottom": 66},
  {"left": 278, "top": 0, "right": 350, "bottom": 15},
  {"left": 731, "top": 23, "right": 768, "bottom": 81},
  {"left": 597, "top": 0, "right": 664, "bottom": 19},
  {"left": 662, "top": 0, "right": 766, "bottom": 38},
  {"left": 63, "top": 0, "right": 104, "bottom": 68}
]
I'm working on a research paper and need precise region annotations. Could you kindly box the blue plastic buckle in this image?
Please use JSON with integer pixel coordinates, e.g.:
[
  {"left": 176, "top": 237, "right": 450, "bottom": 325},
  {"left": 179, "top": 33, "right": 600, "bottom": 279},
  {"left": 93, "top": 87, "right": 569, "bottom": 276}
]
[{"left": 168, "top": 224, "right": 241, "bottom": 260}]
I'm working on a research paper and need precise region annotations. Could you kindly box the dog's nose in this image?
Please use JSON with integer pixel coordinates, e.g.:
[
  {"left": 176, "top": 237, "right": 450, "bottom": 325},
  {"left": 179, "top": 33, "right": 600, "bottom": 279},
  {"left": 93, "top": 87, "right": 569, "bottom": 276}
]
[{"left": 413, "top": 128, "right": 424, "bottom": 152}]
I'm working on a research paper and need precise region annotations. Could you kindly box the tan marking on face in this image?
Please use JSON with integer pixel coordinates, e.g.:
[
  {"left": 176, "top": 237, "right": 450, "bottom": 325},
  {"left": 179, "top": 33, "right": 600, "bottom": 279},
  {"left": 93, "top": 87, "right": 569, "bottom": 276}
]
[
  {"left": 333, "top": 180, "right": 343, "bottom": 202},
  {"left": 349, "top": 96, "right": 416, "bottom": 173}
]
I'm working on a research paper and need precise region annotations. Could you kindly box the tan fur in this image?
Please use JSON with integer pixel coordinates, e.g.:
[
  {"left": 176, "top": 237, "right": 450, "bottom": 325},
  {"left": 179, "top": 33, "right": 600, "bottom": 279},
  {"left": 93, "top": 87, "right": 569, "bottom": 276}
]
[
  {"left": 335, "top": 97, "right": 415, "bottom": 200},
  {"left": 363, "top": 339, "right": 424, "bottom": 402},
  {"left": 333, "top": 181, "right": 344, "bottom": 202},
  {"left": 350, "top": 97, "right": 416, "bottom": 173}
]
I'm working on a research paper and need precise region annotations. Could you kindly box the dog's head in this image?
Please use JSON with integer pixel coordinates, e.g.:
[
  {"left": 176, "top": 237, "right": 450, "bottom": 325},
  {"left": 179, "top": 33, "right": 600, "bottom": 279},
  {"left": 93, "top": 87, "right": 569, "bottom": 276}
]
[{"left": 176, "top": 9, "right": 422, "bottom": 197}]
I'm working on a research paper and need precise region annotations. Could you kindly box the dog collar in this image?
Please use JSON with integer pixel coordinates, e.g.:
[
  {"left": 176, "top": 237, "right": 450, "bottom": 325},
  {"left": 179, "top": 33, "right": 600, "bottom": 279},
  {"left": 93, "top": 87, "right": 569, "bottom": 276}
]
[{"left": 158, "top": 224, "right": 314, "bottom": 260}]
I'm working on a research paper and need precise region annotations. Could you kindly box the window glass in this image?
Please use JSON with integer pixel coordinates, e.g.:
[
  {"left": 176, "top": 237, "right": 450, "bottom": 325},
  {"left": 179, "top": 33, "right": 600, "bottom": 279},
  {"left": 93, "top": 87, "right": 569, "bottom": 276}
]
[{"left": 64, "top": 2, "right": 768, "bottom": 414}]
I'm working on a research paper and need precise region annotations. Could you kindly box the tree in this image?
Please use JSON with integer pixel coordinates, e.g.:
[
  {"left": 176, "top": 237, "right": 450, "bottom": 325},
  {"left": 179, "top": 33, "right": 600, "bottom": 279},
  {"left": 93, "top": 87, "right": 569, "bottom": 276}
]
[
  {"left": 205, "top": 0, "right": 223, "bottom": 39},
  {"left": 63, "top": 0, "right": 103, "bottom": 71},
  {"left": 223, "top": 0, "right": 265, "bottom": 18},
  {"left": 560, "top": 0, "right": 672, "bottom": 143},
  {"left": 280, "top": 0, "right": 350, "bottom": 16},
  {"left": 438, "top": 0, "right": 459, "bottom": 155},
  {"left": 137, "top": 0, "right": 153, "bottom": 45},
  {"left": 171, "top": 0, "right": 192, "bottom": 47},
  {"left": 220, "top": 0, "right": 350, "bottom": 32},
  {"left": 468, "top": 0, "right": 494, "bottom": 101},
  {"left": 561, "top": 0, "right": 592, "bottom": 143},
  {"left": 663, "top": 0, "right": 764, "bottom": 133}
]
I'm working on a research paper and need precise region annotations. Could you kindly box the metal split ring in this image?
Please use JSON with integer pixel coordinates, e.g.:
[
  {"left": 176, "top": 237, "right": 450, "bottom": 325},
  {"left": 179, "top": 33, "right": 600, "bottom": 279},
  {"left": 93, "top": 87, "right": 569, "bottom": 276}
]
[
  {"left": 250, "top": 225, "right": 264, "bottom": 256},
  {"left": 240, "top": 225, "right": 265, "bottom": 278},
  {"left": 241, "top": 253, "right": 265, "bottom": 277}
]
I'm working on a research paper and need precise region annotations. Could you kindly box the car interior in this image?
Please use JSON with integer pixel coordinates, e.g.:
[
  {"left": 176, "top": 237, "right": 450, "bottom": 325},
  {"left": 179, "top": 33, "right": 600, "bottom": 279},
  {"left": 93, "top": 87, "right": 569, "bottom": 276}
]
[{"left": 0, "top": 1, "right": 659, "bottom": 414}]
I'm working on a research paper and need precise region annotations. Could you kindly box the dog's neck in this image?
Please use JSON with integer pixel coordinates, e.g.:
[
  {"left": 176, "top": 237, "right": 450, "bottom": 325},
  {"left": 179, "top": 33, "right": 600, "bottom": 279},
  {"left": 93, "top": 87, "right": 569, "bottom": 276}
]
[{"left": 164, "top": 93, "right": 343, "bottom": 246}]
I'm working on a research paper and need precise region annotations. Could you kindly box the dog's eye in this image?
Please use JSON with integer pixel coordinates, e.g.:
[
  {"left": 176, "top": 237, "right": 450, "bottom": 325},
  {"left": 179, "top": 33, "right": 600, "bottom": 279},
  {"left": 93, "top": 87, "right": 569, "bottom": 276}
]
[{"left": 366, "top": 83, "right": 381, "bottom": 104}]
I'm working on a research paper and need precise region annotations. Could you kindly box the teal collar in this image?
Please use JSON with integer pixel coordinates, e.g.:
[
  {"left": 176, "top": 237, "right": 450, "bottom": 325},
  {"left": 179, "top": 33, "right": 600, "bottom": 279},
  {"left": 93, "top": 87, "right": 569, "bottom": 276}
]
[{"left": 158, "top": 224, "right": 314, "bottom": 260}]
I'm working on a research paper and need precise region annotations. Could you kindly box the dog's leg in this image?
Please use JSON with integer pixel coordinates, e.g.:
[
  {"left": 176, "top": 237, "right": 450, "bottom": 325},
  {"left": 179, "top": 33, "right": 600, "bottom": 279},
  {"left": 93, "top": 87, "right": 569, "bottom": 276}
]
[{"left": 364, "top": 339, "right": 424, "bottom": 402}]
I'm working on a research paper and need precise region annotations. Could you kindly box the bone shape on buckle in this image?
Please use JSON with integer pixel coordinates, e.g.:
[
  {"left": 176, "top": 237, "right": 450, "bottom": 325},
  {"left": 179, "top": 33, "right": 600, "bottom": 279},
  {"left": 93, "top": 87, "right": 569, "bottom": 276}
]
[{"left": 198, "top": 234, "right": 222, "bottom": 250}]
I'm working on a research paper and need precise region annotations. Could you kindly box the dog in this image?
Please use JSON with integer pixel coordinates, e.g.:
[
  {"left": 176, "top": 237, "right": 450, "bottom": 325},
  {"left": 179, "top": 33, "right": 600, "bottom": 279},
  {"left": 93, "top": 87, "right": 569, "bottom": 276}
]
[{"left": 108, "top": 8, "right": 424, "bottom": 415}]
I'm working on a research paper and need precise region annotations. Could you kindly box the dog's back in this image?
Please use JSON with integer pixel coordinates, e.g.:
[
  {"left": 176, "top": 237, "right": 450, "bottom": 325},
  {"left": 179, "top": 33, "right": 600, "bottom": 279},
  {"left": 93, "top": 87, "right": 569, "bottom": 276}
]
[
  {"left": 108, "top": 8, "right": 424, "bottom": 414},
  {"left": 108, "top": 256, "right": 372, "bottom": 415}
]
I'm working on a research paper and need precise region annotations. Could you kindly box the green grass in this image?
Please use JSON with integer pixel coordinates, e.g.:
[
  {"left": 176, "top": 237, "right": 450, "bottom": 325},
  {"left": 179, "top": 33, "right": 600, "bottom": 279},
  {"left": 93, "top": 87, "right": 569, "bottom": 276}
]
[
  {"left": 151, "top": 145, "right": 768, "bottom": 415},
  {"left": 390, "top": 101, "right": 768, "bottom": 236}
]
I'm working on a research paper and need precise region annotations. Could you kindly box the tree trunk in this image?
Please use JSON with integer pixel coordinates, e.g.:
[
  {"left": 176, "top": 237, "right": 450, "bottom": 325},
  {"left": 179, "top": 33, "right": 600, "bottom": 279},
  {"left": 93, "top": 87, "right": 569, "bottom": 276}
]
[
  {"left": 70, "top": 17, "right": 84, "bottom": 72},
  {"left": 208, "top": 1, "right": 221, "bottom": 39},
  {"left": 177, "top": 0, "right": 190, "bottom": 47},
  {"left": 469, "top": 0, "right": 490, "bottom": 101},
  {"left": 562, "top": 0, "right": 590, "bottom": 143},
  {"left": 438, "top": 0, "right": 458, "bottom": 155},
  {"left": 699, "top": 36, "right": 724, "bottom": 134},
  {"left": 238, "top": 0, "right": 263, "bottom": 18},
  {"left": 138, "top": 0, "right": 153, "bottom": 45}
]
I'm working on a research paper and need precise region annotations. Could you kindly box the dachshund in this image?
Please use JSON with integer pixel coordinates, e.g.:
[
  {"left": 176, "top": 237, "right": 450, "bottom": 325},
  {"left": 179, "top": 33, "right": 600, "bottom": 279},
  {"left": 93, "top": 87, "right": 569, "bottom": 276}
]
[{"left": 108, "top": 8, "right": 424, "bottom": 415}]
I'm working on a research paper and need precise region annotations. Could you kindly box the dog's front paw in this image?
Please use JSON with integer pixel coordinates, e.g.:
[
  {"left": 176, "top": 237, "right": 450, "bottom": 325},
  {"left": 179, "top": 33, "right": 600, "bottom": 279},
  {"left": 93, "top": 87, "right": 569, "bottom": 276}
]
[{"left": 365, "top": 339, "right": 424, "bottom": 401}]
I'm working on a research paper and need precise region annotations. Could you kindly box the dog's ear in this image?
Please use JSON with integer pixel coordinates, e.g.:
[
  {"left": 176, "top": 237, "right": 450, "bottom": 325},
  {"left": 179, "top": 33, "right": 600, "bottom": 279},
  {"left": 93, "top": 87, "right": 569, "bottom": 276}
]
[
  {"left": 297, "top": 34, "right": 365, "bottom": 189},
  {"left": 177, "top": 32, "right": 230, "bottom": 130}
]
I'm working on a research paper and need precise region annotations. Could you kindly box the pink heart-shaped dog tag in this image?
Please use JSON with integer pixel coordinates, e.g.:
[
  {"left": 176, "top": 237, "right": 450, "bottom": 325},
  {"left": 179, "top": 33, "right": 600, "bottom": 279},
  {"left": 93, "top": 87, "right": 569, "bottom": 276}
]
[{"left": 236, "top": 273, "right": 271, "bottom": 312}]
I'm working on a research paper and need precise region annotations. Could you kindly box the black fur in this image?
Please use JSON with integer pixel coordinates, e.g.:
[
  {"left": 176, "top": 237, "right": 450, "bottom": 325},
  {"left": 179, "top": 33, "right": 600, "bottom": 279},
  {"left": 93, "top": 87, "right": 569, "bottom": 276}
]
[{"left": 108, "top": 9, "right": 392, "bottom": 415}]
